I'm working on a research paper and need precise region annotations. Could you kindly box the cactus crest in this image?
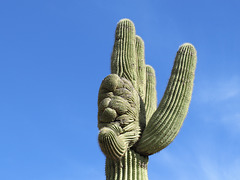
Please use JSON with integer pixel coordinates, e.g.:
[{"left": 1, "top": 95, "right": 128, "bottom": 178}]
[{"left": 98, "top": 19, "right": 197, "bottom": 180}]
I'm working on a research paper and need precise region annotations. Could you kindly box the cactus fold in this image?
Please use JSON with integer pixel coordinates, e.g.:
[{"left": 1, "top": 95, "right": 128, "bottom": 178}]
[{"left": 98, "top": 19, "right": 197, "bottom": 180}]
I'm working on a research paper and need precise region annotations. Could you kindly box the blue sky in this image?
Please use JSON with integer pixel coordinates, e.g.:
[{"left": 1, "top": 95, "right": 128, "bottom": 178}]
[{"left": 0, "top": 0, "right": 240, "bottom": 179}]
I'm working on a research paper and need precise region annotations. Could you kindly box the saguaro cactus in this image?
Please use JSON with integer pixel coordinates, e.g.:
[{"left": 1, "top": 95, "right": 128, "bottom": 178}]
[{"left": 98, "top": 19, "right": 197, "bottom": 180}]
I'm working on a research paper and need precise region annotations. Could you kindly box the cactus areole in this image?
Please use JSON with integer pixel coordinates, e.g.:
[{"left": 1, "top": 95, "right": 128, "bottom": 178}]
[{"left": 97, "top": 19, "right": 197, "bottom": 180}]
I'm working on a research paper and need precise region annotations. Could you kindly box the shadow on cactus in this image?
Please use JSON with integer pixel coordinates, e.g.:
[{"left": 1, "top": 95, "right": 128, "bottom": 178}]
[{"left": 98, "top": 19, "right": 197, "bottom": 180}]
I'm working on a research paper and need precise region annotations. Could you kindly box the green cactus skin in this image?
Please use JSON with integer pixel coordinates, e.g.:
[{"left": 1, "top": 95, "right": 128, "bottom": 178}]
[
  {"left": 106, "top": 149, "right": 148, "bottom": 180},
  {"left": 98, "top": 19, "right": 197, "bottom": 180}
]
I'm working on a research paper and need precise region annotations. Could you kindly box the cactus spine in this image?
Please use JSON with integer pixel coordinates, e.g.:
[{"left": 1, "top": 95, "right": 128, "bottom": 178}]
[{"left": 98, "top": 19, "right": 197, "bottom": 180}]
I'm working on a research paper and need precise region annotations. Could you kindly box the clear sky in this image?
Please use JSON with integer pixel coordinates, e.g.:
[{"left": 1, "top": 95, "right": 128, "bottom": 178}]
[{"left": 0, "top": 0, "right": 240, "bottom": 180}]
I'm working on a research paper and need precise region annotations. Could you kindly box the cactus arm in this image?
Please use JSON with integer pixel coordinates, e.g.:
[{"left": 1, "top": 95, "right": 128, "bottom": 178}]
[
  {"left": 144, "top": 65, "right": 157, "bottom": 124},
  {"left": 136, "top": 43, "right": 197, "bottom": 155},
  {"left": 111, "top": 19, "right": 137, "bottom": 89},
  {"left": 135, "top": 35, "right": 148, "bottom": 131},
  {"left": 135, "top": 35, "right": 146, "bottom": 101}
]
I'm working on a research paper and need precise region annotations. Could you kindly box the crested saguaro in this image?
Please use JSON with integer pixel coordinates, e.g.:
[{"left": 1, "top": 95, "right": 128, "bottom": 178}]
[{"left": 97, "top": 19, "right": 197, "bottom": 180}]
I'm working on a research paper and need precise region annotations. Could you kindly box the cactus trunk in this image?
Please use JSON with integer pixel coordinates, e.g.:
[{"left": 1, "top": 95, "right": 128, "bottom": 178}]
[{"left": 106, "top": 149, "right": 149, "bottom": 180}]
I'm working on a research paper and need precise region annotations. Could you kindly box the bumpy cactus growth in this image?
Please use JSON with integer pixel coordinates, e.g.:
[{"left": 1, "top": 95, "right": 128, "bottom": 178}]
[{"left": 98, "top": 19, "right": 197, "bottom": 180}]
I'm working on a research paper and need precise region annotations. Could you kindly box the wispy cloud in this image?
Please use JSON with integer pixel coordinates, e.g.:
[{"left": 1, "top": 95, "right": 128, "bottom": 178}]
[
  {"left": 199, "top": 155, "right": 240, "bottom": 180},
  {"left": 199, "top": 156, "right": 221, "bottom": 180},
  {"left": 194, "top": 76, "right": 240, "bottom": 103},
  {"left": 221, "top": 112, "right": 240, "bottom": 133},
  {"left": 148, "top": 130, "right": 239, "bottom": 178},
  {"left": 192, "top": 76, "right": 240, "bottom": 134},
  {"left": 151, "top": 143, "right": 240, "bottom": 180}
]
